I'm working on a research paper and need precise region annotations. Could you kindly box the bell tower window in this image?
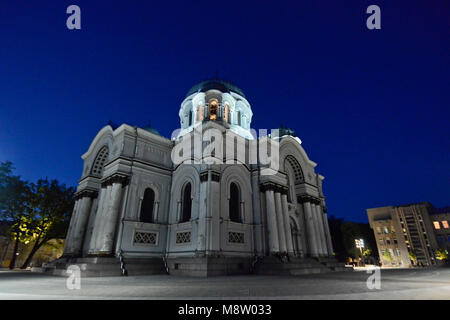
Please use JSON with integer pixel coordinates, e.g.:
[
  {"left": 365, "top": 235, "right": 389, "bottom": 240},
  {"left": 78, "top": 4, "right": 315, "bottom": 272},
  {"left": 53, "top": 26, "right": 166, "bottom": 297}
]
[
  {"left": 224, "top": 103, "right": 230, "bottom": 123},
  {"left": 209, "top": 99, "right": 218, "bottom": 121}
]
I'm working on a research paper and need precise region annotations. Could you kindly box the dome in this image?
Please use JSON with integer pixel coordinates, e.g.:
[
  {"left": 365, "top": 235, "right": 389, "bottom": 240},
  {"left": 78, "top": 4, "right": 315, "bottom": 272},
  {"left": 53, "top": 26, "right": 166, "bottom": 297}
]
[
  {"left": 186, "top": 79, "right": 245, "bottom": 98},
  {"left": 141, "top": 123, "right": 160, "bottom": 136}
]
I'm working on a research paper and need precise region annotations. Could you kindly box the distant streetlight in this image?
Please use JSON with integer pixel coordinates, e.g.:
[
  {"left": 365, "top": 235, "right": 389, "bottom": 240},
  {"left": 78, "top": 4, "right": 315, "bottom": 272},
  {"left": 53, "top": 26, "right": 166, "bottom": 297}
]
[{"left": 355, "top": 239, "right": 365, "bottom": 266}]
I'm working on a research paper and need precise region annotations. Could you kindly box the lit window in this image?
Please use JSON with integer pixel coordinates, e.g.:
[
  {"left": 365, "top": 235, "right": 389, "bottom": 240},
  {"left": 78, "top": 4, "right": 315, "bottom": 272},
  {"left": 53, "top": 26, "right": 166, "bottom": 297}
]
[
  {"left": 389, "top": 249, "right": 394, "bottom": 257},
  {"left": 433, "top": 221, "right": 441, "bottom": 229},
  {"left": 442, "top": 221, "right": 449, "bottom": 229},
  {"left": 396, "top": 248, "right": 401, "bottom": 256},
  {"left": 384, "top": 227, "right": 389, "bottom": 234},
  {"left": 224, "top": 103, "right": 230, "bottom": 123},
  {"left": 209, "top": 99, "right": 218, "bottom": 121},
  {"left": 197, "top": 104, "right": 204, "bottom": 121},
  {"left": 376, "top": 227, "right": 381, "bottom": 234}
]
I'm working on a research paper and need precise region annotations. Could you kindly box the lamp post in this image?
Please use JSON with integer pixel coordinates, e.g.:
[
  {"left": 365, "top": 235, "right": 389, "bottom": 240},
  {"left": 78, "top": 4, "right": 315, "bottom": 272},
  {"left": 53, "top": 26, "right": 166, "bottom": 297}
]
[{"left": 355, "top": 239, "right": 365, "bottom": 267}]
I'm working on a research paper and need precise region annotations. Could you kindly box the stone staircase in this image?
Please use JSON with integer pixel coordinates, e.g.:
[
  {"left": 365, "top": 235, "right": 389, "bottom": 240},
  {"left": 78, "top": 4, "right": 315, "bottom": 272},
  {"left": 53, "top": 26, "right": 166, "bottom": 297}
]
[
  {"left": 32, "top": 256, "right": 166, "bottom": 277},
  {"left": 316, "top": 256, "right": 351, "bottom": 272},
  {"left": 253, "top": 256, "right": 331, "bottom": 275},
  {"left": 32, "top": 255, "right": 349, "bottom": 277}
]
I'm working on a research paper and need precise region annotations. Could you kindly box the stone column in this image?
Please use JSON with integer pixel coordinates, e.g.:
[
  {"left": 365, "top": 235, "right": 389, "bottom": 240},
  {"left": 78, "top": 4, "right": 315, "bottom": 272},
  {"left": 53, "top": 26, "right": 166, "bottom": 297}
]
[
  {"left": 311, "top": 203, "right": 325, "bottom": 256},
  {"left": 88, "top": 174, "right": 128, "bottom": 255},
  {"left": 274, "top": 192, "right": 287, "bottom": 253},
  {"left": 176, "top": 200, "right": 182, "bottom": 222},
  {"left": 89, "top": 184, "right": 111, "bottom": 254},
  {"left": 303, "top": 201, "right": 318, "bottom": 257},
  {"left": 314, "top": 203, "right": 327, "bottom": 256},
  {"left": 281, "top": 194, "right": 294, "bottom": 255},
  {"left": 153, "top": 201, "right": 159, "bottom": 222},
  {"left": 321, "top": 208, "right": 334, "bottom": 256},
  {"left": 70, "top": 194, "right": 95, "bottom": 255},
  {"left": 265, "top": 190, "right": 279, "bottom": 253},
  {"left": 63, "top": 199, "right": 81, "bottom": 256},
  {"left": 99, "top": 181, "right": 125, "bottom": 254}
]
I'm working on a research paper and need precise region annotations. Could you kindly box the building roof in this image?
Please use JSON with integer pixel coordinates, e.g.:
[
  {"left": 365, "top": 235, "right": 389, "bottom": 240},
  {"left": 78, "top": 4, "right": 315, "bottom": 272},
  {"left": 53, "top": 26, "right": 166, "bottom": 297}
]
[{"left": 186, "top": 79, "right": 245, "bottom": 98}]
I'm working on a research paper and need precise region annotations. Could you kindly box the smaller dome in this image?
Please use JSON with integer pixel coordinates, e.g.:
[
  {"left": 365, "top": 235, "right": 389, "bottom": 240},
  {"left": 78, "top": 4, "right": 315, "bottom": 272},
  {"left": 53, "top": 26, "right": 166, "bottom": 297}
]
[
  {"left": 273, "top": 126, "right": 297, "bottom": 138},
  {"left": 142, "top": 123, "right": 160, "bottom": 136},
  {"left": 186, "top": 79, "right": 245, "bottom": 98}
]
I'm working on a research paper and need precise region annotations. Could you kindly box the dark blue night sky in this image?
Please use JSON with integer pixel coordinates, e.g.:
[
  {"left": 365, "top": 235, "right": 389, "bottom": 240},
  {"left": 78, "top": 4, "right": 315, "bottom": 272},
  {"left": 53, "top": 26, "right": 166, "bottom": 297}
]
[{"left": 0, "top": 1, "right": 448, "bottom": 222}]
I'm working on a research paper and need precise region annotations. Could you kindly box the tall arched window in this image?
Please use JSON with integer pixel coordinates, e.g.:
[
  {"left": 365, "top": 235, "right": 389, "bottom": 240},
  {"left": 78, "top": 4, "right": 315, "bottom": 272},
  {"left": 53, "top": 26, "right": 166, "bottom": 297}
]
[
  {"left": 181, "top": 183, "right": 192, "bottom": 222},
  {"left": 224, "top": 103, "right": 230, "bottom": 123},
  {"left": 91, "top": 146, "right": 109, "bottom": 177},
  {"left": 140, "top": 188, "right": 155, "bottom": 223},
  {"left": 229, "top": 182, "right": 241, "bottom": 223},
  {"left": 188, "top": 111, "right": 193, "bottom": 126}
]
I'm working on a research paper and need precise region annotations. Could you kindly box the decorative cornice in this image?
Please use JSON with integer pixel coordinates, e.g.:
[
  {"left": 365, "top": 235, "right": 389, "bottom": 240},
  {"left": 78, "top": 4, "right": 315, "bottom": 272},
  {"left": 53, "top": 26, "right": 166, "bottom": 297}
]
[
  {"left": 200, "top": 171, "right": 208, "bottom": 182},
  {"left": 200, "top": 170, "right": 221, "bottom": 183},
  {"left": 260, "top": 182, "right": 288, "bottom": 195},
  {"left": 75, "top": 189, "right": 99, "bottom": 200},
  {"left": 211, "top": 171, "right": 220, "bottom": 182},
  {"left": 297, "top": 195, "right": 321, "bottom": 205},
  {"left": 101, "top": 173, "right": 130, "bottom": 188}
]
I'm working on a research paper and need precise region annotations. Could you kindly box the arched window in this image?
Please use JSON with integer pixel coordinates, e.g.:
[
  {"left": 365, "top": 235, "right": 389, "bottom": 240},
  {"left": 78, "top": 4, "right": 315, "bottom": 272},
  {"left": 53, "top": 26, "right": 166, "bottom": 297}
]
[
  {"left": 284, "top": 155, "right": 304, "bottom": 203},
  {"left": 181, "top": 183, "right": 192, "bottom": 222},
  {"left": 91, "top": 146, "right": 109, "bottom": 177},
  {"left": 224, "top": 103, "right": 230, "bottom": 123},
  {"left": 140, "top": 188, "right": 155, "bottom": 223},
  {"left": 229, "top": 182, "right": 241, "bottom": 223},
  {"left": 197, "top": 104, "right": 204, "bottom": 121},
  {"left": 209, "top": 99, "right": 218, "bottom": 121},
  {"left": 188, "top": 111, "right": 193, "bottom": 126}
]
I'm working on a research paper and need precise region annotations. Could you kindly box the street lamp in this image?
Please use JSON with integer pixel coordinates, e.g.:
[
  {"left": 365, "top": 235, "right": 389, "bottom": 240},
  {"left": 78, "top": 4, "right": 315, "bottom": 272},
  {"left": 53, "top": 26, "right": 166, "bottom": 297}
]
[{"left": 355, "top": 239, "right": 365, "bottom": 266}]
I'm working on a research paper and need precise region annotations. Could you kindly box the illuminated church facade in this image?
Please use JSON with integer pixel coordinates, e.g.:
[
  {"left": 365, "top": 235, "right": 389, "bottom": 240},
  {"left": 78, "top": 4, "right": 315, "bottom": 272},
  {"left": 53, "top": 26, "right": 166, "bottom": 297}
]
[{"left": 56, "top": 80, "right": 342, "bottom": 276}]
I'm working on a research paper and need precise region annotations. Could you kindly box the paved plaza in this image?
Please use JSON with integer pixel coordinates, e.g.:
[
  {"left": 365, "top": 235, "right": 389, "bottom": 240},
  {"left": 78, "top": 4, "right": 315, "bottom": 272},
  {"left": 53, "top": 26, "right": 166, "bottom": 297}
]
[{"left": 0, "top": 267, "right": 449, "bottom": 300}]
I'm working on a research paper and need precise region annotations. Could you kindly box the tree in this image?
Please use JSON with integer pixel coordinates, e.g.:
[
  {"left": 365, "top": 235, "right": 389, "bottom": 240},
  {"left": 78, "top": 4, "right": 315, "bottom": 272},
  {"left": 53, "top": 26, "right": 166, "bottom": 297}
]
[
  {"left": 327, "top": 216, "right": 346, "bottom": 261},
  {"left": 382, "top": 250, "right": 392, "bottom": 262},
  {"left": 435, "top": 249, "right": 448, "bottom": 261},
  {"left": 19, "top": 178, "right": 75, "bottom": 269},
  {"left": 0, "top": 161, "right": 30, "bottom": 269},
  {"left": 409, "top": 251, "right": 417, "bottom": 264}
]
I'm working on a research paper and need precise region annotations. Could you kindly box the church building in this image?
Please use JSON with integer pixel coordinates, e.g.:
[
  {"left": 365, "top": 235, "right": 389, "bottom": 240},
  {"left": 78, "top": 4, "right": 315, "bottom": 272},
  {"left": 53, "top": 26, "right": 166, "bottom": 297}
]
[{"left": 51, "top": 79, "right": 343, "bottom": 276}]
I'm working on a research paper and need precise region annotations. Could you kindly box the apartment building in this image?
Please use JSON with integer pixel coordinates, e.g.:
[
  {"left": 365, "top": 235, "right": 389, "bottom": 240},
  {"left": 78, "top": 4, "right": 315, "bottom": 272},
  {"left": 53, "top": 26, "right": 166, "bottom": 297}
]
[{"left": 367, "top": 202, "right": 449, "bottom": 267}]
